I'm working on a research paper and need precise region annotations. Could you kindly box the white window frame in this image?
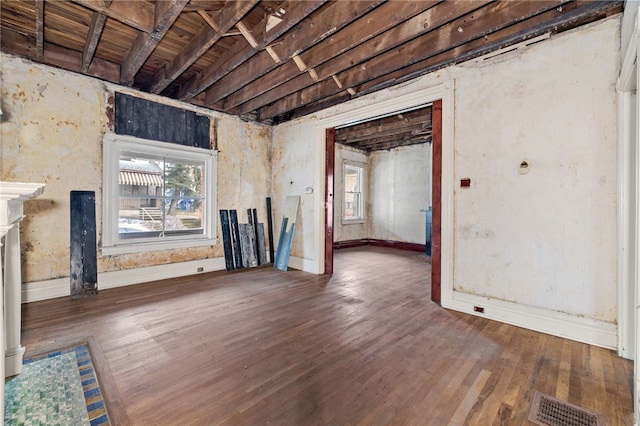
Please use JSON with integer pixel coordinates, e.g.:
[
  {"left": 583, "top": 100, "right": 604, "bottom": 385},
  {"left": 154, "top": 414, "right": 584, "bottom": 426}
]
[
  {"left": 102, "top": 133, "right": 217, "bottom": 255},
  {"left": 342, "top": 161, "right": 365, "bottom": 224}
]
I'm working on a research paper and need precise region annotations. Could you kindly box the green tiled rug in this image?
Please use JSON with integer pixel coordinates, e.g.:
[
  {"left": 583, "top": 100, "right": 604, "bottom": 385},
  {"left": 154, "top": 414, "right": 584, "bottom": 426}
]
[{"left": 4, "top": 344, "right": 110, "bottom": 426}]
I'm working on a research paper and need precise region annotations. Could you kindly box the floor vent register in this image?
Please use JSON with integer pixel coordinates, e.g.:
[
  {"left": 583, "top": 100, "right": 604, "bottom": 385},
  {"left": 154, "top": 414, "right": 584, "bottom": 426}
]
[{"left": 528, "top": 391, "right": 604, "bottom": 426}]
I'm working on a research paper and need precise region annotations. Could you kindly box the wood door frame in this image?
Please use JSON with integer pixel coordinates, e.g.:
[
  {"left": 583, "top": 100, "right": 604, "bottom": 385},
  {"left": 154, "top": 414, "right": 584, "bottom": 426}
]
[
  {"left": 431, "top": 99, "right": 442, "bottom": 304},
  {"left": 323, "top": 101, "right": 443, "bottom": 305},
  {"left": 325, "top": 128, "right": 335, "bottom": 274}
]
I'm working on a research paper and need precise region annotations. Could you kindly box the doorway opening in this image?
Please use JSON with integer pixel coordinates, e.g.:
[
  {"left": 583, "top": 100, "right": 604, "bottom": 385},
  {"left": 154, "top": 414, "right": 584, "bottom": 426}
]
[{"left": 324, "top": 101, "right": 443, "bottom": 304}]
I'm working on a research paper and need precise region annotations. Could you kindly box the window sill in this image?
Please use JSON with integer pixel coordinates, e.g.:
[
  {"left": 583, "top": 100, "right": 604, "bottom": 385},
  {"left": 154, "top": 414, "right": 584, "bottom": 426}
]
[
  {"left": 342, "top": 219, "right": 365, "bottom": 225},
  {"left": 101, "top": 236, "right": 217, "bottom": 256}
]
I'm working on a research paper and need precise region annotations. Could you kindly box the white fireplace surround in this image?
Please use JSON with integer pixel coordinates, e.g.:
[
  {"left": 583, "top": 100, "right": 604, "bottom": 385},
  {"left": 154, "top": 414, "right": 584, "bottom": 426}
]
[{"left": 0, "top": 181, "right": 45, "bottom": 420}]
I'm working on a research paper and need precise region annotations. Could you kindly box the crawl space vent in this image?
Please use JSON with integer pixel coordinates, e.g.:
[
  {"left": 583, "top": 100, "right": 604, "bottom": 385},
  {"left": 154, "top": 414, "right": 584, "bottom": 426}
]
[{"left": 528, "top": 391, "right": 604, "bottom": 426}]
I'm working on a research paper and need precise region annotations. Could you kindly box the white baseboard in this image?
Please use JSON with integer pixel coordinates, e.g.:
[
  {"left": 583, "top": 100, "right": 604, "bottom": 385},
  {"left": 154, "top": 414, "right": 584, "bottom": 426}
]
[
  {"left": 444, "top": 290, "right": 617, "bottom": 350},
  {"left": 288, "top": 256, "right": 320, "bottom": 274},
  {"left": 22, "top": 257, "right": 227, "bottom": 303}
]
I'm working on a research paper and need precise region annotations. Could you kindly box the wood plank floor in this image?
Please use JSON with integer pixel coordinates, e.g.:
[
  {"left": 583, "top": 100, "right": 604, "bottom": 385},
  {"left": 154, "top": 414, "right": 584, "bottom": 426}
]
[{"left": 21, "top": 247, "right": 634, "bottom": 425}]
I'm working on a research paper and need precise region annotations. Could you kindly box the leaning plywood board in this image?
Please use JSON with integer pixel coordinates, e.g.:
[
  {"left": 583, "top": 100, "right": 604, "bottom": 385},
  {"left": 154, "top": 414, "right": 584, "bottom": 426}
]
[
  {"left": 274, "top": 196, "right": 300, "bottom": 271},
  {"left": 239, "top": 223, "right": 258, "bottom": 268}
]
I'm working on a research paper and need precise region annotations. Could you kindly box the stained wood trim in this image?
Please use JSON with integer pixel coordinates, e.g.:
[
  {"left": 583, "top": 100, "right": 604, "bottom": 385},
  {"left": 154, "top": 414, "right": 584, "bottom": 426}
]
[
  {"left": 334, "top": 239, "right": 427, "bottom": 253},
  {"left": 431, "top": 99, "right": 442, "bottom": 305},
  {"left": 325, "top": 128, "right": 335, "bottom": 275}
]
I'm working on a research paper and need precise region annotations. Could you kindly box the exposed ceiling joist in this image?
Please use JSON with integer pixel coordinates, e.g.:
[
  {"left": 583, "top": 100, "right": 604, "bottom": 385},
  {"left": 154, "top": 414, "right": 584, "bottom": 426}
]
[
  {"left": 177, "top": 0, "right": 326, "bottom": 101},
  {"left": 0, "top": 0, "right": 623, "bottom": 125},
  {"left": 147, "top": 0, "right": 259, "bottom": 93},
  {"left": 335, "top": 106, "right": 432, "bottom": 152}
]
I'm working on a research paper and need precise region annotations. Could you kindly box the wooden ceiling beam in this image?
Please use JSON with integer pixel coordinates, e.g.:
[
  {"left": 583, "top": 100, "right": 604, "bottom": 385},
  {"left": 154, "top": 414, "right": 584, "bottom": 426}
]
[
  {"left": 176, "top": 0, "right": 325, "bottom": 101},
  {"left": 347, "top": 0, "right": 621, "bottom": 100},
  {"left": 0, "top": 26, "right": 120, "bottom": 82},
  {"left": 35, "top": 0, "right": 44, "bottom": 60},
  {"left": 360, "top": 135, "right": 433, "bottom": 151},
  {"left": 223, "top": 0, "right": 441, "bottom": 112},
  {"left": 269, "top": 0, "right": 620, "bottom": 123},
  {"left": 201, "top": 0, "right": 386, "bottom": 107},
  {"left": 258, "top": 0, "right": 572, "bottom": 120},
  {"left": 341, "top": 130, "right": 431, "bottom": 147},
  {"left": 147, "top": 0, "right": 258, "bottom": 93},
  {"left": 183, "top": 1, "right": 225, "bottom": 13},
  {"left": 82, "top": 11, "right": 107, "bottom": 73},
  {"left": 337, "top": 122, "right": 433, "bottom": 145},
  {"left": 335, "top": 109, "right": 432, "bottom": 140},
  {"left": 120, "top": 0, "right": 188, "bottom": 85},
  {"left": 235, "top": 0, "right": 486, "bottom": 116},
  {"left": 71, "top": 0, "right": 155, "bottom": 33}
]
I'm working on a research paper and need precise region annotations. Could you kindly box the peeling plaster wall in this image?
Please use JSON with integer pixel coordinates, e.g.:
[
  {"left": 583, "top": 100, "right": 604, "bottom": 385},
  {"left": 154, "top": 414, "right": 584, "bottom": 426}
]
[
  {"left": 334, "top": 144, "right": 369, "bottom": 242},
  {"left": 1, "top": 53, "right": 271, "bottom": 284},
  {"left": 270, "top": 121, "right": 315, "bottom": 261},
  {"left": 453, "top": 18, "right": 619, "bottom": 322},
  {"left": 272, "top": 17, "right": 620, "bottom": 325},
  {"left": 369, "top": 144, "right": 430, "bottom": 244}
]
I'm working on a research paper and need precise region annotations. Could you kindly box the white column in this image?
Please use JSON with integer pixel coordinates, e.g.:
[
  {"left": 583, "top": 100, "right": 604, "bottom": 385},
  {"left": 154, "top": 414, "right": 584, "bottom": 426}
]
[
  {"left": 0, "top": 228, "right": 7, "bottom": 424},
  {"left": 4, "top": 225, "right": 24, "bottom": 376}
]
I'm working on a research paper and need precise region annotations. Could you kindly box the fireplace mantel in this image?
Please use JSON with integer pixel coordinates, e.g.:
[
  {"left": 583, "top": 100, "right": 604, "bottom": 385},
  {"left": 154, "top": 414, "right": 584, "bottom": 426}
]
[{"left": 0, "top": 181, "right": 45, "bottom": 420}]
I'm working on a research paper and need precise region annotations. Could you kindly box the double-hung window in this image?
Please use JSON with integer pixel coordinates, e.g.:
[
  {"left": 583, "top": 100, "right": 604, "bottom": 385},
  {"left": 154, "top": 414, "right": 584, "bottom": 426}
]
[
  {"left": 343, "top": 162, "right": 365, "bottom": 222},
  {"left": 102, "top": 134, "right": 217, "bottom": 254}
]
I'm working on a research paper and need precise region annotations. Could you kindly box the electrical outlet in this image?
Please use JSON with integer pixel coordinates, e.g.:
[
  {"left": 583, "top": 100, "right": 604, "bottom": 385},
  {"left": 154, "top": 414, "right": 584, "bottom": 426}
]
[
  {"left": 473, "top": 305, "right": 484, "bottom": 313},
  {"left": 197, "top": 267, "right": 204, "bottom": 272}
]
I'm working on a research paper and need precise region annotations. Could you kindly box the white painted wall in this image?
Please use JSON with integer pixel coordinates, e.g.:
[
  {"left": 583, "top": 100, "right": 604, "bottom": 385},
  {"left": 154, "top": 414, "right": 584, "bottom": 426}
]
[
  {"left": 331, "top": 142, "right": 431, "bottom": 244},
  {"left": 369, "top": 144, "right": 430, "bottom": 244},
  {"left": 454, "top": 19, "right": 619, "bottom": 323},
  {"left": 273, "top": 16, "right": 621, "bottom": 344}
]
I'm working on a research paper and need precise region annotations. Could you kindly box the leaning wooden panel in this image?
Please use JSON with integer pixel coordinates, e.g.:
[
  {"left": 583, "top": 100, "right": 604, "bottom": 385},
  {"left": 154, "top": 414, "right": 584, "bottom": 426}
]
[
  {"left": 239, "top": 223, "right": 258, "bottom": 268},
  {"left": 274, "top": 195, "right": 299, "bottom": 271},
  {"left": 70, "top": 190, "right": 97, "bottom": 298}
]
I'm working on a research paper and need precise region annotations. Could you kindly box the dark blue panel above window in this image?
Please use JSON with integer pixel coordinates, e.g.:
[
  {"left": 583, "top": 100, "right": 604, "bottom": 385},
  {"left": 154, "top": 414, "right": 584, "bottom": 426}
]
[{"left": 114, "top": 92, "right": 211, "bottom": 149}]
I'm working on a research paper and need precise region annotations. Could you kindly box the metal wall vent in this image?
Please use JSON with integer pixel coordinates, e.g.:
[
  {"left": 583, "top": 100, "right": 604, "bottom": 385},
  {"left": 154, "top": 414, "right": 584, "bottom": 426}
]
[{"left": 528, "top": 391, "right": 604, "bottom": 426}]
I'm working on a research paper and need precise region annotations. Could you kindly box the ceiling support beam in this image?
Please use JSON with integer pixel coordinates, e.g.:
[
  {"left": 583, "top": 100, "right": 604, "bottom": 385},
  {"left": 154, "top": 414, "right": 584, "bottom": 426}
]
[
  {"left": 177, "top": 0, "right": 326, "bottom": 101},
  {"left": 203, "top": 0, "right": 388, "bottom": 108},
  {"left": 82, "top": 12, "right": 107, "bottom": 73},
  {"left": 35, "top": 0, "right": 44, "bottom": 60},
  {"left": 148, "top": 0, "right": 259, "bottom": 94},
  {"left": 197, "top": 10, "right": 219, "bottom": 31},
  {"left": 228, "top": 0, "right": 450, "bottom": 115},
  {"left": 71, "top": 0, "right": 155, "bottom": 33},
  {"left": 268, "top": 0, "right": 621, "bottom": 123},
  {"left": 257, "top": 0, "right": 571, "bottom": 120},
  {"left": 0, "top": 27, "right": 120, "bottom": 83},
  {"left": 120, "top": 0, "right": 188, "bottom": 85}
]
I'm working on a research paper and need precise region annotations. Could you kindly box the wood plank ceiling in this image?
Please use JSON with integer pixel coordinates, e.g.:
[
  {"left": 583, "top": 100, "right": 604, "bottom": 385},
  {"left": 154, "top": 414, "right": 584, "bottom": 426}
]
[
  {"left": 335, "top": 106, "right": 432, "bottom": 152},
  {"left": 1, "top": 0, "right": 623, "bottom": 128}
]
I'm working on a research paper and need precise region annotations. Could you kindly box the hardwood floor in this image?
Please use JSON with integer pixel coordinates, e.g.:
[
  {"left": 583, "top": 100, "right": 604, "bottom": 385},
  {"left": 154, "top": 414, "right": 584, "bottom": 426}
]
[{"left": 21, "top": 247, "right": 634, "bottom": 425}]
